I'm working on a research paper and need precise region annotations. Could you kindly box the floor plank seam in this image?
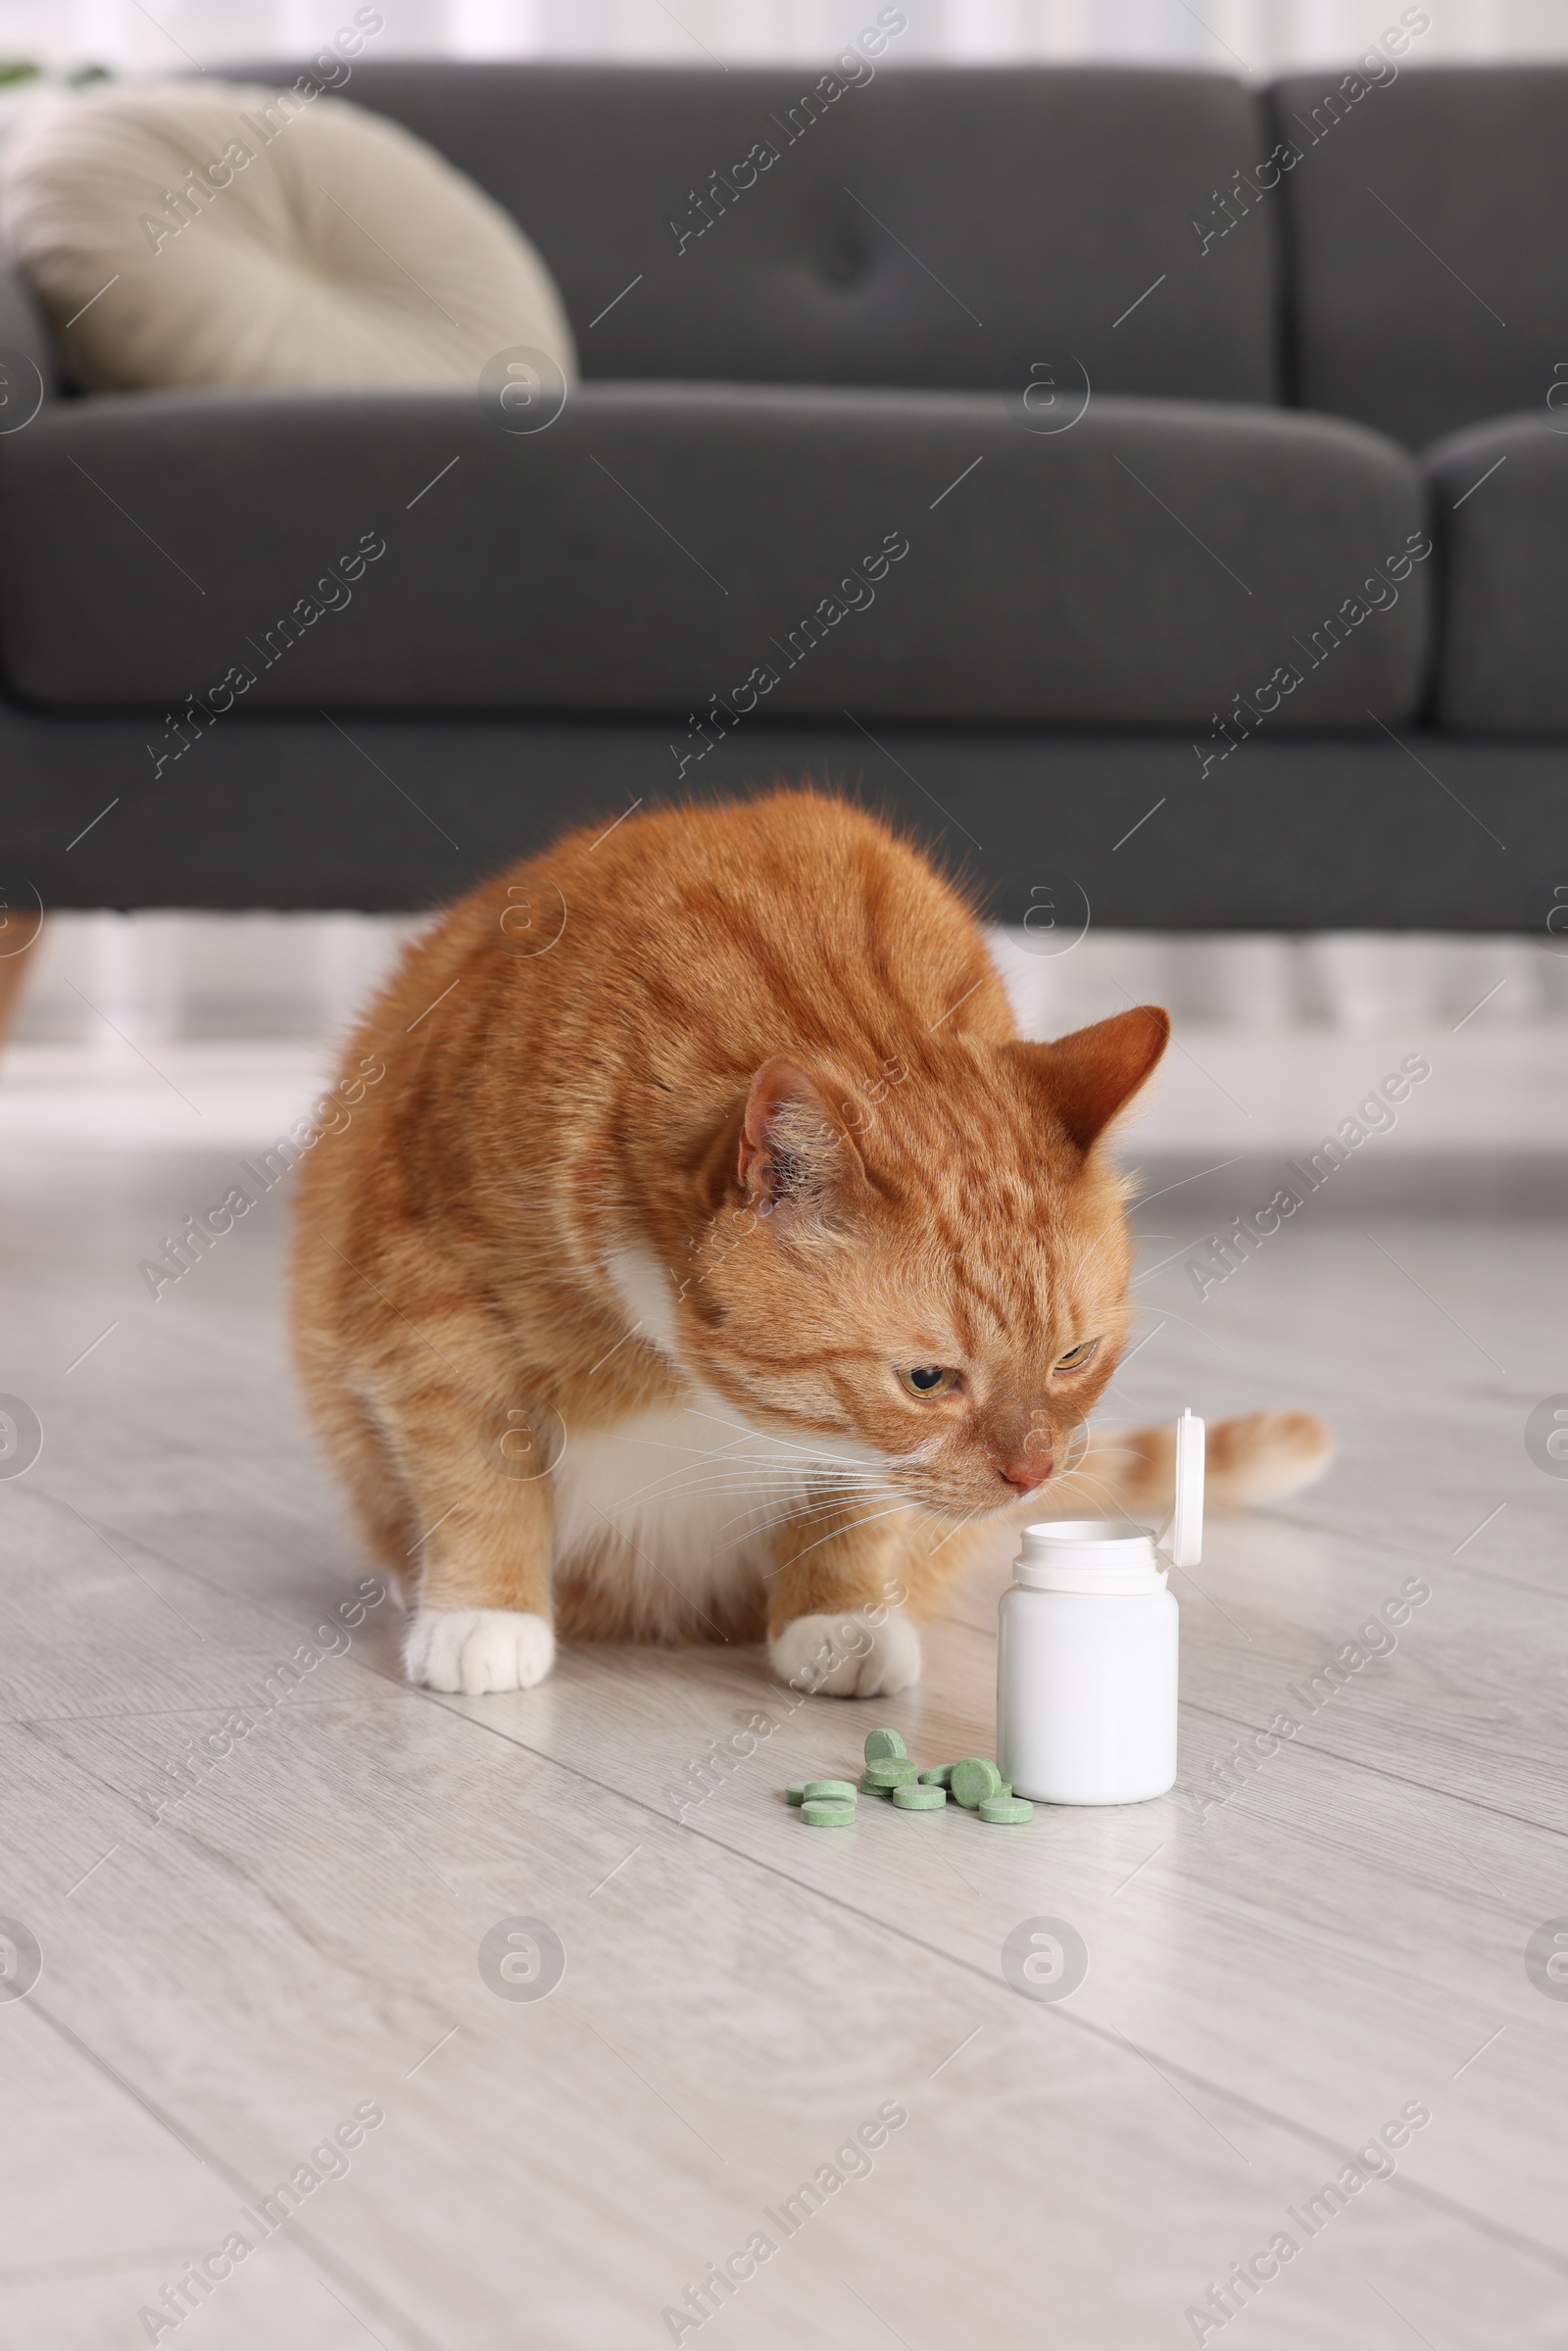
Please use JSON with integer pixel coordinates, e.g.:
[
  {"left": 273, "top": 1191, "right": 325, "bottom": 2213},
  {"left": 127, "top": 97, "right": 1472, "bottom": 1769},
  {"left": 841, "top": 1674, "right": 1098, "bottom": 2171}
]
[
  {"left": 24, "top": 1999, "right": 451, "bottom": 2351},
  {"left": 1178, "top": 1699, "right": 1568, "bottom": 1840},
  {"left": 379, "top": 1679, "right": 1568, "bottom": 2280},
  {"left": 1256, "top": 1503, "right": 1565, "bottom": 1604}
]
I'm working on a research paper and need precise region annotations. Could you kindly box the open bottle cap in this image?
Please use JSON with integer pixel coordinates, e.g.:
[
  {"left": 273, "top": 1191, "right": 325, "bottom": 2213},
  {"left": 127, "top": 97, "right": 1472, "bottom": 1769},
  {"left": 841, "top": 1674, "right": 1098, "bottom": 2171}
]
[{"left": 1166, "top": 1406, "right": 1204, "bottom": 1568}]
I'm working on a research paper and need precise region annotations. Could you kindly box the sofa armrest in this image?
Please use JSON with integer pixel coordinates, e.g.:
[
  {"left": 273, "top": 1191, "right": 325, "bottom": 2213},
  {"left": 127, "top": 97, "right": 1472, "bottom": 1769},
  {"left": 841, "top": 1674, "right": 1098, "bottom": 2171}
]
[
  {"left": 1424, "top": 413, "right": 1568, "bottom": 733},
  {"left": 0, "top": 254, "right": 58, "bottom": 409}
]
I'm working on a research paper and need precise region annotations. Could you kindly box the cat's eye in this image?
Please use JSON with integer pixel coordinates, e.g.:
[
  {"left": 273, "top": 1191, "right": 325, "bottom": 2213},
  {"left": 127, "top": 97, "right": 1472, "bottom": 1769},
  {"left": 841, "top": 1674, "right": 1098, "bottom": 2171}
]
[
  {"left": 1054, "top": 1341, "right": 1099, "bottom": 1372},
  {"left": 898, "top": 1365, "right": 959, "bottom": 1399}
]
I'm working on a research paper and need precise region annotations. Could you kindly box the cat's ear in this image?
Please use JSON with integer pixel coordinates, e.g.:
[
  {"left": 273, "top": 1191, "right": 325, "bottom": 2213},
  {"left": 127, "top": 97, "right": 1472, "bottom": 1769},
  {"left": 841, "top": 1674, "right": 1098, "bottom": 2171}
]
[
  {"left": 737, "top": 1058, "right": 868, "bottom": 1228},
  {"left": 1003, "top": 1005, "right": 1170, "bottom": 1151}
]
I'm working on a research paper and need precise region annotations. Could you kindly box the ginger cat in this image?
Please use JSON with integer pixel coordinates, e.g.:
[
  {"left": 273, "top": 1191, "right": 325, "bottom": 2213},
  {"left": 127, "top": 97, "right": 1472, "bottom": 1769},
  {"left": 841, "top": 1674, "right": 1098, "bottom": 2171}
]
[{"left": 291, "top": 790, "right": 1329, "bottom": 1697}]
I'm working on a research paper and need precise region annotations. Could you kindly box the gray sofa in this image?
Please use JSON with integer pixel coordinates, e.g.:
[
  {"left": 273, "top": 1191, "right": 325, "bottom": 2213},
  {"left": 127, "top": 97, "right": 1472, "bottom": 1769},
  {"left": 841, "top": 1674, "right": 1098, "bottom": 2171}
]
[{"left": 1, "top": 60, "right": 1564, "bottom": 930}]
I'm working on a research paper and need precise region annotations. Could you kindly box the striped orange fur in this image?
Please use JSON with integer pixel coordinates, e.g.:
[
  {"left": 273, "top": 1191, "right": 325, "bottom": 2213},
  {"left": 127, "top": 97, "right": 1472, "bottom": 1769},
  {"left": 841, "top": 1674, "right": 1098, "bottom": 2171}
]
[{"left": 291, "top": 789, "right": 1330, "bottom": 1697}]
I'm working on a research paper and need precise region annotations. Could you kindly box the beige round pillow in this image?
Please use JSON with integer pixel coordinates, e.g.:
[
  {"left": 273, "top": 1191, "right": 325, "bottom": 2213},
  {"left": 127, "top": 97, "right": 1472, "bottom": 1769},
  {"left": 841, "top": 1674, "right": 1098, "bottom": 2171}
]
[{"left": 0, "top": 79, "right": 577, "bottom": 392}]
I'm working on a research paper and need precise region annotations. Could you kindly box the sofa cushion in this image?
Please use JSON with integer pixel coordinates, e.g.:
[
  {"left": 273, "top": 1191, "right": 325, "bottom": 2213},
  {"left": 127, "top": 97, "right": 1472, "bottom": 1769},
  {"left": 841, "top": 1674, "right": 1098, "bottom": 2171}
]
[
  {"left": 0, "top": 383, "right": 1428, "bottom": 732},
  {"left": 1268, "top": 64, "right": 1568, "bottom": 447},
  {"left": 0, "top": 259, "right": 55, "bottom": 411},
  {"left": 242, "top": 59, "right": 1281, "bottom": 407},
  {"left": 0, "top": 79, "right": 575, "bottom": 392},
  {"left": 1425, "top": 414, "right": 1568, "bottom": 734}
]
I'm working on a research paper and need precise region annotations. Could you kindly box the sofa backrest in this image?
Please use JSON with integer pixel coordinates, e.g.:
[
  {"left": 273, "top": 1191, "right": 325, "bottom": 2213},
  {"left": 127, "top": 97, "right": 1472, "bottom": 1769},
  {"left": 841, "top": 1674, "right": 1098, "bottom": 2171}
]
[
  {"left": 307, "top": 61, "right": 1280, "bottom": 406},
  {"left": 1268, "top": 64, "right": 1568, "bottom": 448}
]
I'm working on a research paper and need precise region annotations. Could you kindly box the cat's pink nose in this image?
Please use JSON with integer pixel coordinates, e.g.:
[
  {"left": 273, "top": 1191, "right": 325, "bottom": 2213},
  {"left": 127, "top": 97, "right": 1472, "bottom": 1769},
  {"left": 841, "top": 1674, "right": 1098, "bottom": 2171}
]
[{"left": 1001, "top": 1458, "right": 1049, "bottom": 1494}]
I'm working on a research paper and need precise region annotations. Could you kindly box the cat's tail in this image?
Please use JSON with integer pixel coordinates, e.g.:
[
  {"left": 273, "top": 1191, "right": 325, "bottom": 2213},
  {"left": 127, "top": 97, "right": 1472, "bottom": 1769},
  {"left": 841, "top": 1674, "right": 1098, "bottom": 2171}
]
[{"left": 1056, "top": 1410, "right": 1334, "bottom": 1519}]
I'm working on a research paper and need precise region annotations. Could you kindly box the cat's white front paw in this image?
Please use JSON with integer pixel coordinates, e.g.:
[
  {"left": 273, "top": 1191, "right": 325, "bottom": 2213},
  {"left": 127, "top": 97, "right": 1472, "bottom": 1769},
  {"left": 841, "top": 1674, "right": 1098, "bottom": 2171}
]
[
  {"left": 768, "top": 1609, "right": 921, "bottom": 1698},
  {"left": 405, "top": 1607, "right": 555, "bottom": 1693}
]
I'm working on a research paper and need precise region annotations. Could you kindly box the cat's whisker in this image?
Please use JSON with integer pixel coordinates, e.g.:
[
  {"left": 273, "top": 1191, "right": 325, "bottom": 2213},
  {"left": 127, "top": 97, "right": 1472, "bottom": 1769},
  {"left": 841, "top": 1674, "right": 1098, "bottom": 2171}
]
[
  {"left": 709, "top": 1476, "right": 880, "bottom": 1523},
  {"left": 679, "top": 1452, "right": 878, "bottom": 1471},
  {"left": 598, "top": 1471, "right": 888, "bottom": 1524},
  {"left": 710, "top": 1494, "right": 893, "bottom": 1551},
  {"left": 1061, "top": 1421, "right": 1093, "bottom": 1468},
  {"left": 927, "top": 1503, "right": 980, "bottom": 1554},
  {"left": 611, "top": 1433, "right": 755, "bottom": 1457},
  {"left": 713, "top": 1498, "right": 866, "bottom": 1551},
  {"left": 632, "top": 1454, "right": 889, "bottom": 1487},
  {"left": 1053, "top": 1447, "right": 1128, "bottom": 1486},
  {"left": 712, "top": 1478, "right": 897, "bottom": 1531},
  {"left": 680, "top": 1406, "right": 893, "bottom": 1478},
  {"left": 761, "top": 1500, "right": 919, "bottom": 1576},
  {"left": 605, "top": 1437, "right": 789, "bottom": 1478},
  {"left": 600, "top": 1478, "right": 880, "bottom": 1523},
  {"left": 1045, "top": 1467, "right": 1136, "bottom": 1517},
  {"left": 1050, "top": 1466, "right": 1121, "bottom": 1501},
  {"left": 1055, "top": 1442, "right": 1131, "bottom": 1480},
  {"left": 622, "top": 1438, "right": 883, "bottom": 1475},
  {"left": 599, "top": 1454, "right": 885, "bottom": 1510},
  {"left": 632, "top": 1491, "right": 887, "bottom": 1525}
]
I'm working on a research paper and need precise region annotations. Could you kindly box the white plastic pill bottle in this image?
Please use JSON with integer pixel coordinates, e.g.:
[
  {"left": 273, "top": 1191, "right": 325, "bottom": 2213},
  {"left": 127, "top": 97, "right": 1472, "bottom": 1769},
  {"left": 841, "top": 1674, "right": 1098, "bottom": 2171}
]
[{"left": 997, "top": 1410, "right": 1202, "bottom": 1806}]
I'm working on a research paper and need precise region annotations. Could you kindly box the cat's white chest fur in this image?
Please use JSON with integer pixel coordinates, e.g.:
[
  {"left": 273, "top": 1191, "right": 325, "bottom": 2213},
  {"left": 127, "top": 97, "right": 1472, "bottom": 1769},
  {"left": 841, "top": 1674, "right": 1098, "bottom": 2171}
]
[
  {"left": 549, "top": 1391, "right": 815, "bottom": 1619},
  {"left": 546, "top": 1249, "right": 883, "bottom": 1625}
]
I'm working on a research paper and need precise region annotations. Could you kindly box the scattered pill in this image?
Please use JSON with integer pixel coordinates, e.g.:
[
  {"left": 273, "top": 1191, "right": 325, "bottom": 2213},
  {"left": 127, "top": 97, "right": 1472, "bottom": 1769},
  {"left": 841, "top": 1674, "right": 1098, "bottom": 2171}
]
[
  {"left": 950, "top": 1757, "right": 1004, "bottom": 1809},
  {"left": 790, "top": 1756, "right": 1031, "bottom": 1828}
]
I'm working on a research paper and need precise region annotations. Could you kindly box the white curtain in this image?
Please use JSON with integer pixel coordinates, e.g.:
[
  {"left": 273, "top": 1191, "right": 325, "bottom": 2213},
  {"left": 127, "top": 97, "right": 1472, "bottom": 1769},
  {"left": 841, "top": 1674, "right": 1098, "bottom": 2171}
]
[
  {"left": 1, "top": 0, "right": 1565, "bottom": 74},
  {"left": 15, "top": 914, "right": 1566, "bottom": 1051}
]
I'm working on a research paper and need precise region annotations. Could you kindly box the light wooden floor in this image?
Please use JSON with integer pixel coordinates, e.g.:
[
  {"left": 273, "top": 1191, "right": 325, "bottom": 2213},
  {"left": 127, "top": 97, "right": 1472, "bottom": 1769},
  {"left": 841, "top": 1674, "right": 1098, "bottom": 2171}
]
[{"left": 2, "top": 1127, "right": 1564, "bottom": 2350}]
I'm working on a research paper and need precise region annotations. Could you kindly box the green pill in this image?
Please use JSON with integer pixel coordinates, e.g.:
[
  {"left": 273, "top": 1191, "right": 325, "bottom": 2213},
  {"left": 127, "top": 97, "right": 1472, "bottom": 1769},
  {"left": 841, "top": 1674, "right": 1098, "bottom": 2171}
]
[
  {"left": 863, "top": 1728, "right": 906, "bottom": 1762},
  {"left": 786, "top": 1783, "right": 808, "bottom": 1805},
  {"left": 801, "top": 1799, "right": 856, "bottom": 1827},
  {"left": 863, "top": 1759, "right": 918, "bottom": 1788},
  {"left": 892, "top": 1784, "right": 947, "bottom": 1810},
  {"left": 859, "top": 1772, "right": 893, "bottom": 1795},
  {"left": 950, "top": 1757, "right": 1004, "bottom": 1809},
  {"left": 978, "top": 1796, "right": 1034, "bottom": 1825},
  {"left": 917, "top": 1764, "right": 956, "bottom": 1787},
  {"left": 802, "top": 1779, "right": 857, "bottom": 1802}
]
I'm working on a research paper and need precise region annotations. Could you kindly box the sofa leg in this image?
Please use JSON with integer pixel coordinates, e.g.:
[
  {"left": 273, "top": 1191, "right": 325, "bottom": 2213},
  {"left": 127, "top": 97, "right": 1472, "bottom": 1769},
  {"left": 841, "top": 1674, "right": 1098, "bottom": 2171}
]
[{"left": 0, "top": 917, "right": 42, "bottom": 1053}]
